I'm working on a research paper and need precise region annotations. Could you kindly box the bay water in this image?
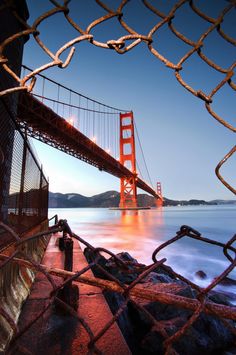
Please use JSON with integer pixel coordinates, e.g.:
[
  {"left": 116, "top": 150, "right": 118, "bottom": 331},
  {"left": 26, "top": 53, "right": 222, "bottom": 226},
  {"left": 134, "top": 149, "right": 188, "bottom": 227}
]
[{"left": 49, "top": 205, "right": 236, "bottom": 298}]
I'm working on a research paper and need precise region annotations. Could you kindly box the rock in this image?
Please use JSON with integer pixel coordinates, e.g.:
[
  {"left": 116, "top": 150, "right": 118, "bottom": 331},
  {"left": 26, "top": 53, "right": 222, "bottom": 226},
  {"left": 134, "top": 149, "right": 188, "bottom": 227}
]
[
  {"left": 223, "top": 347, "right": 236, "bottom": 355},
  {"left": 103, "top": 290, "right": 137, "bottom": 353},
  {"left": 153, "top": 263, "right": 177, "bottom": 280},
  {"left": 141, "top": 327, "right": 164, "bottom": 354},
  {"left": 84, "top": 249, "right": 236, "bottom": 354},
  {"left": 130, "top": 296, "right": 235, "bottom": 355},
  {"left": 140, "top": 272, "right": 174, "bottom": 284},
  {"left": 193, "top": 313, "right": 235, "bottom": 352},
  {"left": 115, "top": 252, "right": 139, "bottom": 264},
  {"left": 195, "top": 270, "right": 207, "bottom": 279},
  {"left": 105, "top": 252, "right": 140, "bottom": 284},
  {"left": 140, "top": 317, "right": 212, "bottom": 355},
  {"left": 217, "top": 276, "right": 236, "bottom": 287},
  {"left": 208, "top": 290, "right": 234, "bottom": 306},
  {"left": 83, "top": 247, "right": 108, "bottom": 279}
]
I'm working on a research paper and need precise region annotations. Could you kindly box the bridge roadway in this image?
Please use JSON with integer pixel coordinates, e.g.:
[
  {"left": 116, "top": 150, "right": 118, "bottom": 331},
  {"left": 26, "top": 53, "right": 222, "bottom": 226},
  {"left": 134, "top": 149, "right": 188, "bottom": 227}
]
[{"left": 17, "top": 92, "right": 160, "bottom": 200}]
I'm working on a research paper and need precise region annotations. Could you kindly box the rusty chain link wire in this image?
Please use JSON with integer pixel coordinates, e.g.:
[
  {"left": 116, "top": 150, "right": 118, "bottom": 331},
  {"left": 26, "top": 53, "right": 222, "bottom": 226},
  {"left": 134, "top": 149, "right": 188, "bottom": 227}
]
[
  {"left": 0, "top": 2, "right": 235, "bottom": 351},
  {"left": 0, "top": 0, "right": 235, "bottom": 194},
  {"left": 0, "top": 219, "right": 236, "bottom": 354}
]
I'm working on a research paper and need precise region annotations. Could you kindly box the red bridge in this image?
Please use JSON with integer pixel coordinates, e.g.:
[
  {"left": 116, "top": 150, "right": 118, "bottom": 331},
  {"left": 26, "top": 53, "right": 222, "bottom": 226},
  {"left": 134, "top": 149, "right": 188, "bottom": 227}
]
[{"left": 17, "top": 67, "right": 163, "bottom": 208}]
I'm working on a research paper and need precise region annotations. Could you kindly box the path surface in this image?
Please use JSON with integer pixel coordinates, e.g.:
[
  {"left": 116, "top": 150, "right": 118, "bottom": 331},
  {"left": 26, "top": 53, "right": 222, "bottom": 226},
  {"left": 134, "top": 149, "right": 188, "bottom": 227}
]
[{"left": 12, "top": 233, "right": 131, "bottom": 354}]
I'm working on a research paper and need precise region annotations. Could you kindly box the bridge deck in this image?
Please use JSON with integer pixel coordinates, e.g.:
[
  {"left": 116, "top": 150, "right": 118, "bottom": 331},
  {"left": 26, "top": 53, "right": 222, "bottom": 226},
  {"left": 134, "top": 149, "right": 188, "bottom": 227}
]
[{"left": 17, "top": 93, "right": 160, "bottom": 199}]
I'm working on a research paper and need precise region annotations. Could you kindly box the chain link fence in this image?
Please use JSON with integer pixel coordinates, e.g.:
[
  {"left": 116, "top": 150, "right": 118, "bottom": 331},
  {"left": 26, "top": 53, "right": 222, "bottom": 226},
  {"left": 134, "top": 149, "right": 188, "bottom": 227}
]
[
  {"left": 0, "top": 220, "right": 235, "bottom": 354},
  {"left": 0, "top": 99, "right": 49, "bottom": 249},
  {"left": 0, "top": 1, "right": 235, "bottom": 354},
  {"left": 0, "top": 96, "right": 49, "bottom": 351}
]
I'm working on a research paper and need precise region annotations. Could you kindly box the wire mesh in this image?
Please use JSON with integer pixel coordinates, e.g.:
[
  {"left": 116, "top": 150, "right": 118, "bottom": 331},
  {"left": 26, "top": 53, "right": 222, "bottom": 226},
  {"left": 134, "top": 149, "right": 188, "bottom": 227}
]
[
  {"left": 0, "top": 1, "right": 235, "bottom": 353},
  {"left": 0, "top": 101, "right": 49, "bottom": 249},
  {"left": 0, "top": 219, "right": 235, "bottom": 354}
]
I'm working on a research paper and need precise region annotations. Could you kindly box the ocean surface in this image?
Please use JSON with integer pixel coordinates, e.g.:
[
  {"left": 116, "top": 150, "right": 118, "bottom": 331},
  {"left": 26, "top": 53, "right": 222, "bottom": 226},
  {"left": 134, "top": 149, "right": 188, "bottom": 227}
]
[{"left": 49, "top": 205, "right": 236, "bottom": 296}]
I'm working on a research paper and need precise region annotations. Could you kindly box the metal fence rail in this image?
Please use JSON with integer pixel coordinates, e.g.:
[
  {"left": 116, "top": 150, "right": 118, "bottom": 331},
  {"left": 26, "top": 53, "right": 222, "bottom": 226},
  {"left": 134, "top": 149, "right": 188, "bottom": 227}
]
[{"left": 0, "top": 219, "right": 235, "bottom": 354}]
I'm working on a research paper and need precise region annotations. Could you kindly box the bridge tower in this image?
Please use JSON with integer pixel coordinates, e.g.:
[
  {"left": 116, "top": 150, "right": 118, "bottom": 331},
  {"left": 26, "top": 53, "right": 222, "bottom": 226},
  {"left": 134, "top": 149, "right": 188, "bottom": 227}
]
[
  {"left": 156, "top": 181, "right": 163, "bottom": 207},
  {"left": 119, "top": 112, "right": 137, "bottom": 208}
]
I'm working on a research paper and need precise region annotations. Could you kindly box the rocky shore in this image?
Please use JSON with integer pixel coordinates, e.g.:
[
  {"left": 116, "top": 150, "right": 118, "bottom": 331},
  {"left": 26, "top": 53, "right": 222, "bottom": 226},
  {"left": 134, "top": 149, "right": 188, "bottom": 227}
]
[{"left": 85, "top": 249, "right": 236, "bottom": 355}]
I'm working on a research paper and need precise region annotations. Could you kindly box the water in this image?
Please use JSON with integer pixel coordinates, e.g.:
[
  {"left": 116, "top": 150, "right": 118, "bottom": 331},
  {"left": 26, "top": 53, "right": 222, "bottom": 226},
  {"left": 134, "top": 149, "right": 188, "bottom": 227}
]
[{"left": 49, "top": 205, "right": 236, "bottom": 296}]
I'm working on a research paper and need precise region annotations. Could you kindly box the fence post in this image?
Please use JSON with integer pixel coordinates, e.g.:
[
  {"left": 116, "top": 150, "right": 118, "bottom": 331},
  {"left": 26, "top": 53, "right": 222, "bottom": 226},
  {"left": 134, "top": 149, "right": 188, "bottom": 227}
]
[
  {"left": 64, "top": 237, "right": 73, "bottom": 272},
  {"left": 57, "top": 234, "right": 79, "bottom": 311},
  {"left": 18, "top": 137, "right": 27, "bottom": 224},
  {"left": 39, "top": 166, "right": 43, "bottom": 220}
]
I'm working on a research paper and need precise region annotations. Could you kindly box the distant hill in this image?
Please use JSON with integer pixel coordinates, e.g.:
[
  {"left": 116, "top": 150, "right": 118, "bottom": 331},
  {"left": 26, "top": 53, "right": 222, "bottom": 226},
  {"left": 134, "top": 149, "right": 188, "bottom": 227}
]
[
  {"left": 49, "top": 191, "right": 120, "bottom": 208},
  {"left": 209, "top": 199, "right": 236, "bottom": 205},
  {"left": 48, "top": 191, "right": 233, "bottom": 208}
]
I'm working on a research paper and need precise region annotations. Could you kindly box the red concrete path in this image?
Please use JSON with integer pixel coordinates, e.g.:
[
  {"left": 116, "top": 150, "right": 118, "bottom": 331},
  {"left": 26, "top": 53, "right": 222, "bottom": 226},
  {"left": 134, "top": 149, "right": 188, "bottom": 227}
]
[{"left": 12, "top": 234, "right": 131, "bottom": 354}]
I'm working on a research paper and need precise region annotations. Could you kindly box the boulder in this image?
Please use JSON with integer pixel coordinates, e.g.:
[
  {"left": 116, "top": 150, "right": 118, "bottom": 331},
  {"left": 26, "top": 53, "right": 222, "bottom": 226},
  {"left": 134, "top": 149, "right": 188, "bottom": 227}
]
[
  {"left": 140, "top": 272, "right": 174, "bottom": 284},
  {"left": 83, "top": 249, "right": 235, "bottom": 354},
  {"left": 105, "top": 252, "right": 140, "bottom": 284},
  {"left": 83, "top": 247, "right": 108, "bottom": 279},
  {"left": 217, "top": 276, "right": 236, "bottom": 287},
  {"left": 195, "top": 270, "right": 207, "bottom": 280}
]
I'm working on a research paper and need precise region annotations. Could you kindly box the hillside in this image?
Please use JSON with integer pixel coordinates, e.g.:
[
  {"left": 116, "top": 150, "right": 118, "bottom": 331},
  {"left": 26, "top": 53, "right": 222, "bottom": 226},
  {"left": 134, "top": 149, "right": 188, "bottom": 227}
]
[{"left": 48, "top": 191, "right": 223, "bottom": 208}]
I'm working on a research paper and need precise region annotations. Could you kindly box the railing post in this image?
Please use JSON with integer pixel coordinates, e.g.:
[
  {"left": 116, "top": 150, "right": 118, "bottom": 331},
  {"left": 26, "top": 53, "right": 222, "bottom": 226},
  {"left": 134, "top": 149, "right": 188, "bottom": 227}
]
[
  {"left": 64, "top": 237, "right": 73, "bottom": 272},
  {"left": 38, "top": 165, "right": 43, "bottom": 220},
  {"left": 57, "top": 232, "right": 79, "bottom": 311},
  {"left": 18, "top": 137, "right": 27, "bottom": 224}
]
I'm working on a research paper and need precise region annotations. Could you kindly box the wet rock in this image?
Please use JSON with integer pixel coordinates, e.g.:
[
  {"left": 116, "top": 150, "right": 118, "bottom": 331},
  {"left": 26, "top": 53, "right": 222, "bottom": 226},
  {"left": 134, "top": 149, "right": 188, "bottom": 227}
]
[
  {"left": 83, "top": 247, "right": 108, "bottom": 279},
  {"left": 105, "top": 252, "right": 139, "bottom": 284},
  {"left": 140, "top": 317, "right": 211, "bottom": 355},
  {"left": 130, "top": 282, "right": 194, "bottom": 324},
  {"left": 153, "top": 263, "right": 176, "bottom": 280},
  {"left": 140, "top": 272, "right": 174, "bottom": 284},
  {"left": 84, "top": 249, "right": 236, "bottom": 354},
  {"left": 115, "top": 252, "right": 139, "bottom": 264},
  {"left": 103, "top": 290, "right": 137, "bottom": 353},
  {"left": 130, "top": 294, "right": 235, "bottom": 355},
  {"left": 223, "top": 347, "right": 236, "bottom": 355},
  {"left": 208, "top": 290, "right": 234, "bottom": 306},
  {"left": 195, "top": 270, "right": 207, "bottom": 279},
  {"left": 140, "top": 327, "right": 164, "bottom": 354},
  {"left": 217, "top": 276, "right": 236, "bottom": 287}
]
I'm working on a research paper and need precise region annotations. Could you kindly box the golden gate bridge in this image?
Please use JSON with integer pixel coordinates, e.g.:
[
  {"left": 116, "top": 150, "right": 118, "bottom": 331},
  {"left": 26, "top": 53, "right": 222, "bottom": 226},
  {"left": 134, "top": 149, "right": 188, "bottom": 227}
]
[{"left": 17, "top": 65, "right": 163, "bottom": 209}]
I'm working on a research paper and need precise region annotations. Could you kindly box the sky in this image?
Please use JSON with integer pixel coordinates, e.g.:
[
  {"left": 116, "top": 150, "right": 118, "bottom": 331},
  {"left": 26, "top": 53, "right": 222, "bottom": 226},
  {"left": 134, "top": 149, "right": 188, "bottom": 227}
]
[{"left": 22, "top": 0, "right": 235, "bottom": 201}]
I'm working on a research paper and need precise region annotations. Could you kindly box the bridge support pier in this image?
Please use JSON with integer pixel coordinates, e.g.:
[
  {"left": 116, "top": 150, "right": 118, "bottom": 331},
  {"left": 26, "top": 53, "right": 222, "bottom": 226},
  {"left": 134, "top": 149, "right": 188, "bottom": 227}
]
[{"left": 119, "top": 112, "right": 137, "bottom": 209}]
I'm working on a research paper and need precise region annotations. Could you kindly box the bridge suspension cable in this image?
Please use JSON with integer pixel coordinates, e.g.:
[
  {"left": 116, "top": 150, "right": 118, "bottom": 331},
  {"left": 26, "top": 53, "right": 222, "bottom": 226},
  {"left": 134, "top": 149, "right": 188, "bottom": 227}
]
[
  {"left": 21, "top": 65, "right": 156, "bottom": 195},
  {"left": 22, "top": 65, "right": 128, "bottom": 161},
  {"left": 134, "top": 122, "right": 154, "bottom": 189},
  {"left": 22, "top": 65, "right": 128, "bottom": 113}
]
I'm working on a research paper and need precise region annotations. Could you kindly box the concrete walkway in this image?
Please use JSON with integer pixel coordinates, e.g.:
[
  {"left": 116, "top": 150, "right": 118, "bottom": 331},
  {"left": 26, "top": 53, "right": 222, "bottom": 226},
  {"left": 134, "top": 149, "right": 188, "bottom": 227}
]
[{"left": 12, "top": 234, "right": 131, "bottom": 355}]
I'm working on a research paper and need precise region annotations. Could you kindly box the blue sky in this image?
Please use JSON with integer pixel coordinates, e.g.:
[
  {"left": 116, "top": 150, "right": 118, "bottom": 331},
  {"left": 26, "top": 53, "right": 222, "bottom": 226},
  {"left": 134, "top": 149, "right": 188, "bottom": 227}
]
[{"left": 22, "top": 1, "right": 235, "bottom": 200}]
